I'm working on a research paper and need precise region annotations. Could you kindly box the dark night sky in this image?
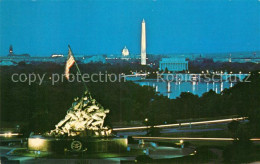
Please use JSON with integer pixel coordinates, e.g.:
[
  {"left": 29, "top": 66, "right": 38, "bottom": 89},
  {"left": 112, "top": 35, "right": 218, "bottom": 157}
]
[{"left": 0, "top": 0, "right": 260, "bottom": 56}]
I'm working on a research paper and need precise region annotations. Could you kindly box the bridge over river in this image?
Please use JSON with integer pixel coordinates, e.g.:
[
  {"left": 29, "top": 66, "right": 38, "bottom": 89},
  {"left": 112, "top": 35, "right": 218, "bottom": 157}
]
[{"left": 123, "top": 73, "right": 250, "bottom": 82}]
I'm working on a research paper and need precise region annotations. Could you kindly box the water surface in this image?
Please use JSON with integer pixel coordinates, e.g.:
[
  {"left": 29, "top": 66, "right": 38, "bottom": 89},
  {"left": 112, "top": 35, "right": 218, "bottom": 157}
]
[{"left": 134, "top": 80, "right": 234, "bottom": 99}]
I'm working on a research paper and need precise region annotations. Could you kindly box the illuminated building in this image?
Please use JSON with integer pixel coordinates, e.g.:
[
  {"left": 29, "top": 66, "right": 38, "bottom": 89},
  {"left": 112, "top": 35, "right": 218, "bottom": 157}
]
[
  {"left": 159, "top": 58, "right": 188, "bottom": 72},
  {"left": 122, "top": 46, "right": 129, "bottom": 57}
]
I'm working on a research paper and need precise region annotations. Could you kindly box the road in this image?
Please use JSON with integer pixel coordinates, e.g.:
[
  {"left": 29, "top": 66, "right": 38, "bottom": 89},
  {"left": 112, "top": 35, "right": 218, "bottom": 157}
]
[
  {"left": 132, "top": 136, "right": 260, "bottom": 142},
  {"left": 113, "top": 117, "right": 247, "bottom": 131}
]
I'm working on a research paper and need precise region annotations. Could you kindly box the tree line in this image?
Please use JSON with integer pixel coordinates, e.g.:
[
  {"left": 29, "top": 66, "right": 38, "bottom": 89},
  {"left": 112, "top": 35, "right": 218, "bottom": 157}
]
[{"left": 0, "top": 62, "right": 259, "bottom": 137}]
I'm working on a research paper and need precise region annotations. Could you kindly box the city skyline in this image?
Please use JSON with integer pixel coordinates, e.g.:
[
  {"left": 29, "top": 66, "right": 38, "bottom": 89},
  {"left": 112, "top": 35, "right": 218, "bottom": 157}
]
[{"left": 0, "top": 0, "right": 260, "bottom": 56}]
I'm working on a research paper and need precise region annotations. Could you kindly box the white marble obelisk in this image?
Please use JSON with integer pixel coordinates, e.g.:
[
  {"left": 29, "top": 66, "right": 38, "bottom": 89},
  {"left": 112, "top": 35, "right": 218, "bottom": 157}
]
[{"left": 141, "top": 19, "right": 146, "bottom": 65}]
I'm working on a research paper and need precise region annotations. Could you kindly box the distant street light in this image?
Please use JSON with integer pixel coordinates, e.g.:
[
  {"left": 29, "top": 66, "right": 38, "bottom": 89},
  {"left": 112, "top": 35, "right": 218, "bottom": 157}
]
[
  {"left": 145, "top": 118, "right": 149, "bottom": 135},
  {"left": 180, "top": 140, "right": 184, "bottom": 148}
]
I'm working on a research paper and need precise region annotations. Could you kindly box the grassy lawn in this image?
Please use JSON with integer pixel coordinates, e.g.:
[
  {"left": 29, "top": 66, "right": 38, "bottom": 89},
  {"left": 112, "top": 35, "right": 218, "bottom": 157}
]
[
  {"left": 179, "top": 123, "right": 228, "bottom": 130},
  {"left": 161, "top": 128, "right": 231, "bottom": 138},
  {"left": 7, "top": 148, "right": 51, "bottom": 157},
  {"left": 175, "top": 115, "right": 240, "bottom": 123},
  {"left": 188, "top": 140, "right": 231, "bottom": 148}
]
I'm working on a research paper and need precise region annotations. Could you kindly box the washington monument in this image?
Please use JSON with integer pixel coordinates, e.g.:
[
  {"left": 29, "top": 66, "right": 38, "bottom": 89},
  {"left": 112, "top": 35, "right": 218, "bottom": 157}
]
[{"left": 141, "top": 19, "right": 146, "bottom": 65}]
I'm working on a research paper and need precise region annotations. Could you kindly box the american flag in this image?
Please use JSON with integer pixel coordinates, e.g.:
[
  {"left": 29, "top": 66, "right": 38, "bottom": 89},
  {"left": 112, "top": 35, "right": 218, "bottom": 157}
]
[{"left": 65, "top": 46, "right": 75, "bottom": 80}]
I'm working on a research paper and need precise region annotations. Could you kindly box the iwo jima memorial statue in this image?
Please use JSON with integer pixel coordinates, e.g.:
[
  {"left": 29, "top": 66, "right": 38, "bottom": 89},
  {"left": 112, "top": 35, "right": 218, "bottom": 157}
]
[{"left": 28, "top": 46, "right": 127, "bottom": 153}]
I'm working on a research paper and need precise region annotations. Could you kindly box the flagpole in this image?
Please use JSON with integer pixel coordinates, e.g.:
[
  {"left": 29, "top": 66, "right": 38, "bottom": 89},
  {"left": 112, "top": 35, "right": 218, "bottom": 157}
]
[{"left": 68, "top": 45, "right": 89, "bottom": 93}]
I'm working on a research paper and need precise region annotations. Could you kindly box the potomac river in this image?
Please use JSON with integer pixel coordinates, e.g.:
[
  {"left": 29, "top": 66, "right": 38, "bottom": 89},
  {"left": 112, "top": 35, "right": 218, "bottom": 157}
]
[{"left": 134, "top": 80, "right": 234, "bottom": 99}]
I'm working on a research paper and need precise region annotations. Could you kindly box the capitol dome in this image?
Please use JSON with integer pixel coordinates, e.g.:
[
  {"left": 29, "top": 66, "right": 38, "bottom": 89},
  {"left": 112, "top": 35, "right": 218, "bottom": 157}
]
[{"left": 122, "top": 46, "right": 129, "bottom": 56}]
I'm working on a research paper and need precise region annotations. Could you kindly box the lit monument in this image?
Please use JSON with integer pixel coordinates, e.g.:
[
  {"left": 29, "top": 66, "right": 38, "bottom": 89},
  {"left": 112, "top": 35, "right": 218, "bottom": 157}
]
[
  {"left": 28, "top": 46, "right": 127, "bottom": 154},
  {"left": 49, "top": 91, "right": 112, "bottom": 137},
  {"left": 141, "top": 19, "right": 146, "bottom": 65},
  {"left": 122, "top": 46, "right": 129, "bottom": 57},
  {"left": 28, "top": 90, "right": 127, "bottom": 153},
  {"left": 9, "top": 45, "right": 13, "bottom": 54}
]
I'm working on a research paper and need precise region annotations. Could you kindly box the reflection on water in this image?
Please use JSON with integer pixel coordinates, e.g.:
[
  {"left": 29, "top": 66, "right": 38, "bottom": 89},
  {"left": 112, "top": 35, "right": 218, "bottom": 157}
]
[{"left": 135, "top": 80, "right": 234, "bottom": 99}]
